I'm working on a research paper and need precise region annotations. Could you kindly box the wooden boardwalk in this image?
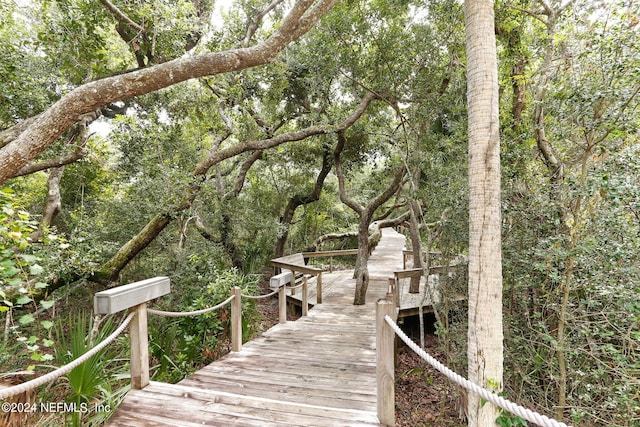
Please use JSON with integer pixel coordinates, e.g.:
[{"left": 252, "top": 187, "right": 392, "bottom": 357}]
[{"left": 106, "top": 228, "right": 406, "bottom": 426}]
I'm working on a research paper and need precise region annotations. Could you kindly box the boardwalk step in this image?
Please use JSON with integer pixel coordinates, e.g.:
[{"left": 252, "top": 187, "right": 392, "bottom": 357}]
[{"left": 110, "top": 381, "right": 380, "bottom": 426}]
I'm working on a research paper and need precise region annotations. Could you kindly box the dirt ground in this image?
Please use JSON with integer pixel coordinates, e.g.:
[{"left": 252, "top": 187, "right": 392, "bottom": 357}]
[
  {"left": 254, "top": 281, "right": 464, "bottom": 427},
  {"left": 394, "top": 326, "right": 464, "bottom": 427}
]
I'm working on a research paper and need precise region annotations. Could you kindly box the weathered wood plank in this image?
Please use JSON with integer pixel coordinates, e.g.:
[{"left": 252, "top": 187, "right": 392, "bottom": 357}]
[
  {"left": 128, "top": 382, "right": 380, "bottom": 425},
  {"left": 94, "top": 276, "right": 170, "bottom": 315},
  {"left": 302, "top": 249, "right": 360, "bottom": 258},
  {"left": 193, "top": 355, "right": 377, "bottom": 376},
  {"left": 178, "top": 377, "right": 377, "bottom": 411},
  {"left": 150, "top": 382, "right": 379, "bottom": 421},
  {"left": 186, "top": 369, "right": 377, "bottom": 394},
  {"left": 195, "top": 363, "right": 378, "bottom": 383}
]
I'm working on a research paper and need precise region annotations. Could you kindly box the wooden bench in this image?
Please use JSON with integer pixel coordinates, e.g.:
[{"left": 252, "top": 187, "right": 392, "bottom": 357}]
[{"left": 270, "top": 253, "right": 323, "bottom": 303}]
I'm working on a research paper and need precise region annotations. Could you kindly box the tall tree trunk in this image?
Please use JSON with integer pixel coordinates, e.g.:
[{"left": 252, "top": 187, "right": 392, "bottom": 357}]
[
  {"left": 353, "top": 218, "right": 371, "bottom": 304},
  {"left": 408, "top": 199, "right": 422, "bottom": 293},
  {"left": 30, "top": 167, "right": 64, "bottom": 242},
  {"left": 334, "top": 132, "right": 405, "bottom": 305},
  {"left": 529, "top": 4, "right": 577, "bottom": 418},
  {"left": 464, "top": 0, "right": 503, "bottom": 425},
  {"left": 220, "top": 209, "right": 245, "bottom": 270}
]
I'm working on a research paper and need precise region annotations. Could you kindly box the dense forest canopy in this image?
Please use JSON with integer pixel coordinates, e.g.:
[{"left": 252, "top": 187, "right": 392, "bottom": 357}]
[{"left": 0, "top": 0, "right": 638, "bottom": 425}]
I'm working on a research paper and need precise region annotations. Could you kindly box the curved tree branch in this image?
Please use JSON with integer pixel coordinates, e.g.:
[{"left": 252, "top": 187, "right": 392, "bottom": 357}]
[
  {"left": 243, "top": 0, "right": 286, "bottom": 47},
  {"left": 0, "top": 0, "right": 338, "bottom": 184},
  {"left": 306, "top": 231, "right": 358, "bottom": 252},
  {"left": 334, "top": 132, "right": 364, "bottom": 215},
  {"left": 14, "top": 146, "right": 86, "bottom": 178},
  {"left": 226, "top": 150, "right": 264, "bottom": 199},
  {"left": 91, "top": 91, "right": 377, "bottom": 285},
  {"left": 275, "top": 143, "right": 335, "bottom": 256},
  {"left": 100, "top": 0, "right": 145, "bottom": 33}
]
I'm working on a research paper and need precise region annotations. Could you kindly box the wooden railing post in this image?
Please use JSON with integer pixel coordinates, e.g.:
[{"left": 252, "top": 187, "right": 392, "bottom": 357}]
[
  {"left": 94, "top": 277, "right": 170, "bottom": 391},
  {"left": 231, "top": 286, "right": 242, "bottom": 352},
  {"left": 316, "top": 272, "right": 322, "bottom": 304},
  {"left": 387, "top": 278, "right": 396, "bottom": 308},
  {"left": 130, "top": 302, "right": 149, "bottom": 390},
  {"left": 279, "top": 285, "right": 287, "bottom": 324},
  {"left": 376, "top": 298, "right": 395, "bottom": 426},
  {"left": 290, "top": 269, "right": 296, "bottom": 296},
  {"left": 302, "top": 276, "right": 308, "bottom": 317}
]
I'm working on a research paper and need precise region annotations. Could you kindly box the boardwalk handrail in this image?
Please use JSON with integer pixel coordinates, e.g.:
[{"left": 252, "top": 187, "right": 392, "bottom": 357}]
[
  {"left": 375, "top": 298, "right": 573, "bottom": 427},
  {"left": 271, "top": 253, "right": 323, "bottom": 302},
  {"left": 271, "top": 249, "right": 357, "bottom": 304},
  {"left": 0, "top": 277, "right": 291, "bottom": 401},
  {"left": 401, "top": 250, "right": 442, "bottom": 269},
  {"left": 302, "top": 249, "right": 359, "bottom": 273},
  {"left": 0, "top": 312, "right": 135, "bottom": 400},
  {"left": 147, "top": 295, "right": 236, "bottom": 317},
  {"left": 94, "top": 278, "right": 293, "bottom": 390}
]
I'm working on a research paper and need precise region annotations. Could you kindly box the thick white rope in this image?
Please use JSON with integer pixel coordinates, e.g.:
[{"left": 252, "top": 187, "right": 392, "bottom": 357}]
[
  {"left": 0, "top": 312, "right": 135, "bottom": 400},
  {"left": 242, "top": 289, "right": 279, "bottom": 300},
  {"left": 147, "top": 295, "right": 235, "bottom": 317},
  {"left": 288, "top": 281, "right": 306, "bottom": 291},
  {"left": 384, "top": 315, "right": 572, "bottom": 427}
]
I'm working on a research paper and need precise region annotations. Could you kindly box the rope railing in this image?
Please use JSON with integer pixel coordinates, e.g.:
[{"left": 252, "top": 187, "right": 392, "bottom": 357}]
[
  {"left": 1, "top": 276, "right": 303, "bottom": 403},
  {"left": 0, "top": 312, "right": 135, "bottom": 400},
  {"left": 147, "top": 295, "right": 236, "bottom": 317},
  {"left": 144, "top": 284, "right": 294, "bottom": 356},
  {"left": 288, "top": 280, "right": 306, "bottom": 291},
  {"left": 383, "top": 313, "right": 572, "bottom": 427},
  {"left": 241, "top": 289, "right": 279, "bottom": 300}
]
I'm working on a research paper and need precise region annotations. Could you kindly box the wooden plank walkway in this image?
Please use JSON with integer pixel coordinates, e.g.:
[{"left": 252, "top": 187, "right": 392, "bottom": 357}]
[{"left": 106, "top": 228, "right": 406, "bottom": 426}]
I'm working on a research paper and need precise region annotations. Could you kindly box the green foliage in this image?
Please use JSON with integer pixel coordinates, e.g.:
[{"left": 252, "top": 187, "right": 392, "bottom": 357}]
[
  {"left": 496, "top": 410, "right": 528, "bottom": 427},
  {"left": 148, "top": 268, "right": 260, "bottom": 383},
  {"left": 1, "top": 0, "right": 638, "bottom": 424},
  {"left": 0, "top": 2, "right": 59, "bottom": 126},
  {"left": 0, "top": 188, "right": 61, "bottom": 365},
  {"left": 53, "top": 313, "right": 127, "bottom": 426}
]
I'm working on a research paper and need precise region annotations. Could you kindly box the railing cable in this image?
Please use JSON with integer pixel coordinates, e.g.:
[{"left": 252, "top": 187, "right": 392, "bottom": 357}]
[
  {"left": 0, "top": 312, "right": 135, "bottom": 400},
  {"left": 384, "top": 315, "right": 572, "bottom": 427},
  {"left": 288, "top": 281, "right": 306, "bottom": 291},
  {"left": 147, "top": 295, "right": 235, "bottom": 317},
  {"left": 242, "top": 289, "right": 279, "bottom": 300}
]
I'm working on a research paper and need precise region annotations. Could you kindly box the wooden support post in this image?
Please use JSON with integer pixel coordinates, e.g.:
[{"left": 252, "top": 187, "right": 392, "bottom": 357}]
[
  {"left": 129, "top": 303, "right": 149, "bottom": 390},
  {"left": 278, "top": 285, "right": 287, "bottom": 324},
  {"left": 290, "top": 270, "right": 296, "bottom": 296},
  {"left": 386, "top": 280, "right": 399, "bottom": 368},
  {"left": 376, "top": 298, "right": 395, "bottom": 426},
  {"left": 330, "top": 256, "right": 333, "bottom": 273},
  {"left": 391, "top": 275, "right": 400, "bottom": 309},
  {"left": 231, "top": 286, "right": 242, "bottom": 352},
  {"left": 302, "top": 276, "right": 308, "bottom": 317},
  {"left": 316, "top": 273, "right": 322, "bottom": 304},
  {"left": 387, "top": 278, "right": 396, "bottom": 308}
]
